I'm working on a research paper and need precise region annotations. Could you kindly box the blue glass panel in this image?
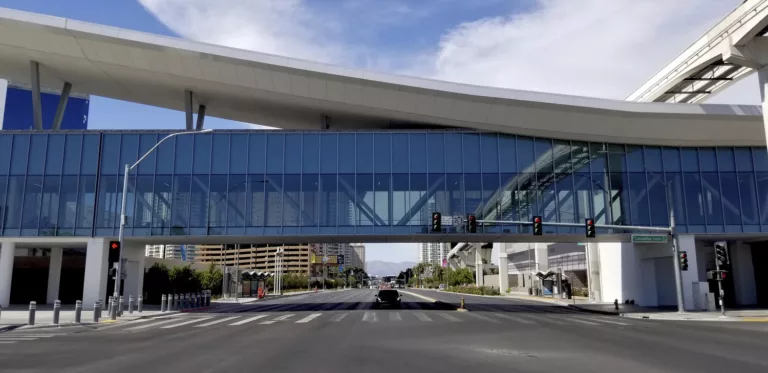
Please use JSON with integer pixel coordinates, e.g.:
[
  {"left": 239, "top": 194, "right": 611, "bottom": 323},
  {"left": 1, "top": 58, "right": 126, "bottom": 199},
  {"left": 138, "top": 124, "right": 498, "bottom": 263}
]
[
  {"left": 211, "top": 134, "right": 230, "bottom": 174},
  {"left": 96, "top": 175, "right": 119, "bottom": 229},
  {"left": 356, "top": 133, "right": 374, "bottom": 174},
  {"left": 0, "top": 176, "right": 6, "bottom": 230},
  {"left": 698, "top": 148, "right": 717, "bottom": 172},
  {"left": 193, "top": 134, "right": 212, "bottom": 174},
  {"left": 39, "top": 176, "right": 61, "bottom": 233},
  {"left": 757, "top": 172, "right": 768, "bottom": 225},
  {"left": 407, "top": 174, "right": 426, "bottom": 225},
  {"left": 136, "top": 134, "right": 158, "bottom": 174},
  {"left": 10, "top": 135, "right": 30, "bottom": 175},
  {"left": 229, "top": 135, "right": 247, "bottom": 174},
  {"left": 641, "top": 147, "right": 662, "bottom": 172},
  {"left": 409, "top": 134, "right": 427, "bottom": 173},
  {"left": 625, "top": 146, "right": 644, "bottom": 172},
  {"left": 338, "top": 174, "right": 356, "bottom": 226},
  {"left": 441, "top": 134, "right": 461, "bottom": 173},
  {"left": 374, "top": 174, "right": 390, "bottom": 225},
  {"left": 100, "top": 135, "right": 118, "bottom": 174},
  {"left": 680, "top": 148, "right": 699, "bottom": 172},
  {"left": 570, "top": 142, "right": 590, "bottom": 174},
  {"left": 645, "top": 171, "right": 668, "bottom": 226},
  {"left": 171, "top": 175, "right": 191, "bottom": 232},
  {"left": 391, "top": 134, "right": 409, "bottom": 173},
  {"left": 27, "top": 135, "right": 47, "bottom": 175},
  {"left": 45, "top": 135, "right": 65, "bottom": 175},
  {"left": 208, "top": 175, "right": 228, "bottom": 228},
  {"left": 572, "top": 172, "right": 591, "bottom": 221},
  {"left": 152, "top": 175, "right": 173, "bottom": 232},
  {"left": 701, "top": 173, "right": 724, "bottom": 226},
  {"left": 319, "top": 174, "right": 337, "bottom": 227},
  {"left": 319, "top": 133, "right": 338, "bottom": 174},
  {"left": 426, "top": 133, "right": 444, "bottom": 173},
  {"left": 719, "top": 173, "right": 741, "bottom": 225},
  {"left": 372, "top": 133, "right": 391, "bottom": 173},
  {"left": 338, "top": 134, "right": 356, "bottom": 173},
  {"left": 75, "top": 175, "right": 97, "bottom": 230},
  {"left": 534, "top": 139, "right": 553, "bottom": 174},
  {"left": 588, "top": 143, "right": 607, "bottom": 173},
  {"left": 55, "top": 175, "right": 77, "bottom": 231},
  {"left": 62, "top": 135, "right": 82, "bottom": 175},
  {"left": 248, "top": 133, "right": 266, "bottom": 174},
  {"left": 538, "top": 173, "right": 557, "bottom": 225},
  {"left": 155, "top": 135, "right": 175, "bottom": 174},
  {"left": 607, "top": 144, "right": 626, "bottom": 174},
  {"left": 189, "top": 174, "right": 209, "bottom": 228},
  {"left": 683, "top": 173, "right": 704, "bottom": 224},
  {"left": 481, "top": 173, "right": 499, "bottom": 220},
  {"left": 81, "top": 135, "right": 100, "bottom": 175},
  {"left": 119, "top": 134, "right": 139, "bottom": 171},
  {"left": 665, "top": 173, "right": 686, "bottom": 225},
  {"left": 429, "top": 173, "right": 447, "bottom": 219},
  {"left": 356, "top": 174, "right": 373, "bottom": 225},
  {"left": 283, "top": 174, "right": 301, "bottom": 226},
  {"left": 497, "top": 135, "right": 516, "bottom": 173},
  {"left": 247, "top": 174, "right": 266, "bottom": 227},
  {"left": 301, "top": 174, "right": 318, "bottom": 227},
  {"left": 552, "top": 141, "right": 571, "bottom": 173},
  {"left": 735, "top": 148, "right": 753, "bottom": 172},
  {"left": 265, "top": 174, "right": 283, "bottom": 226},
  {"left": 444, "top": 174, "right": 463, "bottom": 219},
  {"left": 175, "top": 136, "right": 193, "bottom": 174},
  {"left": 21, "top": 176, "right": 43, "bottom": 229},
  {"left": 662, "top": 148, "right": 681, "bottom": 172},
  {"left": 0, "top": 135, "right": 11, "bottom": 175},
  {"left": 3, "top": 176, "right": 24, "bottom": 229},
  {"left": 754, "top": 148, "right": 768, "bottom": 171},
  {"left": 627, "top": 173, "right": 650, "bottom": 226},
  {"left": 462, "top": 134, "right": 480, "bottom": 173},
  {"left": 391, "top": 174, "right": 409, "bottom": 225},
  {"left": 517, "top": 137, "right": 534, "bottom": 172},
  {"left": 591, "top": 172, "right": 610, "bottom": 225},
  {"left": 716, "top": 148, "right": 735, "bottom": 172},
  {"left": 464, "top": 174, "right": 482, "bottom": 218},
  {"left": 284, "top": 134, "right": 302, "bottom": 174},
  {"left": 302, "top": 134, "right": 320, "bottom": 174},
  {"left": 480, "top": 134, "right": 499, "bottom": 173},
  {"left": 738, "top": 173, "right": 759, "bottom": 225},
  {"left": 554, "top": 173, "right": 576, "bottom": 224},
  {"left": 133, "top": 175, "right": 154, "bottom": 229}
]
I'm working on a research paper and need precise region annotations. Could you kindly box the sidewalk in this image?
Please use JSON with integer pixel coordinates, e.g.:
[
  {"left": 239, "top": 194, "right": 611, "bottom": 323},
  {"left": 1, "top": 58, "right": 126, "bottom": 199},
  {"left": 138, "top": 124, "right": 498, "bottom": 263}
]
[
  {"left": 0, "top": 304, "right": 174, "bottom": 331},
  {"left": 214, "top": 288, "right": 339, "bottom": 304}
]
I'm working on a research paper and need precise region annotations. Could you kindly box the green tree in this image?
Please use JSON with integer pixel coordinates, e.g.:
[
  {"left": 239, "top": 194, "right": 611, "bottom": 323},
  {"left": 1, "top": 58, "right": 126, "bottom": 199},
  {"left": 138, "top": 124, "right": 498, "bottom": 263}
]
[{"left": 197, "top": 263, "right": 224, "bottom": 296}]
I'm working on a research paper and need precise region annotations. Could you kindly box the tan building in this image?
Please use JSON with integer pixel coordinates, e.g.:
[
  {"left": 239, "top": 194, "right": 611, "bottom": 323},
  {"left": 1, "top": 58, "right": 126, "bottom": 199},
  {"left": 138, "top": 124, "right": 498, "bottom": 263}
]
[{"left": 195, "top": 244, "right": 311, "bottom": 275}]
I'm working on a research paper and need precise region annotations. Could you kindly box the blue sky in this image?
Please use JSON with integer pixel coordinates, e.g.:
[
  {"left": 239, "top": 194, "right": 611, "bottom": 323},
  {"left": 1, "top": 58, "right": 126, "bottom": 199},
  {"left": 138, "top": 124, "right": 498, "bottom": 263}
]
[{"left": 0, "top": 0, "right": 752, "bottom": 262}]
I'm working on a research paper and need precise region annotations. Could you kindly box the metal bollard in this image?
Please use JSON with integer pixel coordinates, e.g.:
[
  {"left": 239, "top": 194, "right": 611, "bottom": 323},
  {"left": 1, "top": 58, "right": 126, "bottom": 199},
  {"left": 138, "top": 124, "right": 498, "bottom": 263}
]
[
  {"left": 93, "top": 302, "right": 101, "bottom": 322},
  {"left": 118, "top": 296, "right": 124, "bottom": 317},
  {"left": 206, "top": 291, "right": 211, "bottom": 306},
  {"left": 196, "top": 293, "right": 200, "bottom": 308},
  {"left": 107, "top": 296, "right": 113, "bottom": 317},
  {"left": 138, "top": 295, "right": 143, "bottom": 313},
  {"left": 161, "top": 294, "right": 167, "bottom": 312},
  {"left": 75, "top": 300, "right": 82, "bottom": 323},
  {"left": 177, "top": 294, "right": 182, "bottom": 310},
  {"left": 98, "top": 298, "right": 103, "bottom": 318},
  {"left": 170, "top": 294, "right": 176, "bottom": 311},
  {"left": 28, "top": 301, "right": 36, "bottom": 326},
  {"left": 53, "top": 300, "right": 61, "bottom": 324},
  {"left": 183, "top": 294, "right": 188, "bottom": 309},
  {"left": 128, "top": 295, "right": 134, "bottom": 314}
]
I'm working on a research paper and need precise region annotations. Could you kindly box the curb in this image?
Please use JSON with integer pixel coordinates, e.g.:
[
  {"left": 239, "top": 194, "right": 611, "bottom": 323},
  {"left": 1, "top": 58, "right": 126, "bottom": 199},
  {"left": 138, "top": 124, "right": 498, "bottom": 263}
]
[
  {"left": 621, "top": 313, "right": 768, "bottom": 322},
  {"left": 0, "top": 311, "right": 179, "bottom": 332}
]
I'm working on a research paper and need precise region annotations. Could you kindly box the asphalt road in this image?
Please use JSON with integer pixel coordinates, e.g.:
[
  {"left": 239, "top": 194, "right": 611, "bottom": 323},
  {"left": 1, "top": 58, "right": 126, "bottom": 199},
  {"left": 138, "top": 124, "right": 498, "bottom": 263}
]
[{"left": 1, "top": 288, "right": 767, "bottom": 373}]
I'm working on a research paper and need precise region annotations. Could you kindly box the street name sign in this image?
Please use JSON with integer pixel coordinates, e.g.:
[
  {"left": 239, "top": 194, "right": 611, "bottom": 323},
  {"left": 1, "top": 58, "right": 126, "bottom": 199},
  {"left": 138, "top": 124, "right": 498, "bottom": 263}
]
[{"left": 631, "top": 234, "right": 669, "bottom": 244}]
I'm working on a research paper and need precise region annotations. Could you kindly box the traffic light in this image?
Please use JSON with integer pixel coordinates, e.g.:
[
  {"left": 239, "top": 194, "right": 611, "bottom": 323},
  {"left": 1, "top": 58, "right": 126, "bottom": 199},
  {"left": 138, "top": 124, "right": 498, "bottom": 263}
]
[
  {"left": 714, "top": 241, "right": 727, "bottom": 266},
  {"left": 109, "top": 240, "right": 121, "bottom": 251},
  {"left": 467, "top": 214, "right": 477, "bottom": 233},
  {"left": 109, "top": 267, "right": 117, "bottom": 279},
  {"left": 720, "top": 271, "right": 727, "bottom": 280},
  {"left": 431, "top": 212, "right": 442, "bottom": 232},
  {"left": 532, "top": 216, "right": 542, "bottom": 236},
  {"left": 585, "top": 218, "right": 595, "bottom": 238},
  {"left": 679, "top": 251, "right": 688, "bottom": 271}
]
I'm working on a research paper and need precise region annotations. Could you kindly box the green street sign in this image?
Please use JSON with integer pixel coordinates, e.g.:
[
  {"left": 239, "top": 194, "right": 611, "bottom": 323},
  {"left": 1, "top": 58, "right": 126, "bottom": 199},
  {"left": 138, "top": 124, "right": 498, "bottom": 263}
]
[{"left": 631, "top": 234, "right": 669, "bottom": 244}]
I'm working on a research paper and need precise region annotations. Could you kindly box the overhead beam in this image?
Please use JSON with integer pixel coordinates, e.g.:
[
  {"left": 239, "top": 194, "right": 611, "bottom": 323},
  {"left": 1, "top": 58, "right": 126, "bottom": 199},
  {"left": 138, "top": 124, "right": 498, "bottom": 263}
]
[
  {"left": 682, "top": 77, "right": 733, "bottom": 81},
  {"left": 195, "top": 104, "right": 206, "bottom": 130},
  {"left": 30, "top": 61, "right": 43, "bottom": 130},
  {"left": 52, "top": 82, "right": 72, "bottom": 131},
  {"left": 665, "top": 90, "right": 712, "bottom": 94},
  {"left": 184, "top": 89, "right": 193, "bottom": 130}
]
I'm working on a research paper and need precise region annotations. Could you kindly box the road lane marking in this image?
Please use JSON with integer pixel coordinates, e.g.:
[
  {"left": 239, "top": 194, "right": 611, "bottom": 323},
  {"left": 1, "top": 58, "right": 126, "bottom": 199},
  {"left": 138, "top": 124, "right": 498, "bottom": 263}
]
[
  {"left": 195, "top": 316, "right": 241, "bottom": 327},
  {"left": 161, "top": 317, "right": 213, "bottom": 329},
  {"left": 1, "top": 335, "right": 55, "bottom": 338},
  {"left": 362, "top": 312, "right": 377, "bottom": 322},
  {"left": 124, "top": 318, "right": 181, "bottom": 330},
  {"left": 273, "top": 314, "right": 295, "bottom": 321},
  {"left": 579, "top": 316, "right": 629, "bottom": 326},
  {"left": 259, "top": 321, "right": 276, "bottom": 325},
  {"left": 439, "top": 313, "right": 461, "bottom": 322},
  {"left": 295, "top": 313, "right": 323, "bottom": 323},
  {"left": 492, "top": 313, "right": 536, "bottom": 324},
  {"left": 414, "top": 312, "right": 432, "bottom": 321},
  {"left": 229, "top": 315, "right": 269, "bottom": 325},
  {"left": 567, "top": 317, "right": 600, "bottom": 325},
  {"left": 399, "top": 290, "right": 438, "bottom": 303},
  {"left": 0, "top": 341, "right": 18, "bottom": 344},
  {"left": 464, "top": 312, "right": 500, "bottom": 323},
  {"left": 330, "top": 313, "right": 348, "bottom": 322},
  {"left": 390, "top": 312, "right": 402, "bottom": 321},
  {"left": 0, "top": 337, "right": 39, "bottom": 341}
]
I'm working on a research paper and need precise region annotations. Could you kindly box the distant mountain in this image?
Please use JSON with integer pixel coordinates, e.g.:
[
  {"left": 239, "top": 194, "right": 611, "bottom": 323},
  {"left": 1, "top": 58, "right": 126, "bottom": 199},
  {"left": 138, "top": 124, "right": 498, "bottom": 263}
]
[{"left": 365, "top": 260, "right": 417, "bottom": 276}]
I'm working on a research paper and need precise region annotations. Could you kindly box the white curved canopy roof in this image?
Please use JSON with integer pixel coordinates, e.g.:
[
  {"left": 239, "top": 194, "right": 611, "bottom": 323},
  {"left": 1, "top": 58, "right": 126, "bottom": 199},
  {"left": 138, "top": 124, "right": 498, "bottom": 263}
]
[{"left": 0, "top": 7, "right": 763, "bottom": 146}]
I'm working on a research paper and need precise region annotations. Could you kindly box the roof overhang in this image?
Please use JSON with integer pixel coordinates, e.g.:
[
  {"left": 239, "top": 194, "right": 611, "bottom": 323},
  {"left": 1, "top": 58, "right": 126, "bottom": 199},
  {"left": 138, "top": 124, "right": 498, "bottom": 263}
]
[{"left": 0, "top": 7, "right": 764, "bottom": 146}]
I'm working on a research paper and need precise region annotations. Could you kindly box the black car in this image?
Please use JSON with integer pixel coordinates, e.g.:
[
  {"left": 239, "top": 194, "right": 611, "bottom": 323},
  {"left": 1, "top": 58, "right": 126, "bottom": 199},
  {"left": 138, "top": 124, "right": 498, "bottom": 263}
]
[{"left": 374, "top": 289, "right": 402, "bottom": 308}]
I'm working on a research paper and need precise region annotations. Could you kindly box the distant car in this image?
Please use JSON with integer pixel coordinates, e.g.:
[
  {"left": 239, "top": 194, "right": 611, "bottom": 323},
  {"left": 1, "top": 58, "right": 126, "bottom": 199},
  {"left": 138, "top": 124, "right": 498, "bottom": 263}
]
[{"left": 374, "top": 289, "right": 402, "bottom": 308}]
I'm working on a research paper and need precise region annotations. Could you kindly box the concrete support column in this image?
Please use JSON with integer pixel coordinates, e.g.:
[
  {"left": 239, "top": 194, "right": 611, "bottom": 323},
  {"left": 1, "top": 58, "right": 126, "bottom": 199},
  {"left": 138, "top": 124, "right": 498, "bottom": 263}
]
[
  {"left": 82, "top": 238, "right": 109, "bottom": 309},
  {"left": 498, "top": 249, "right": 509, "bottom": 292},
  {"left": 731, "top": 241, "right": 757, "bottom": 306},
  {"left": 30, "top": 61, "right": 43, "bottom": 130},
  {"left": 586, "top": 242, "right": 601, "bottom": 302},
  {"left": 533, "top": 243, "right": 548, "bottom": 272},
  {"left": 474, "top": 244, "right": 484, "bottom": 286},
  {"left": 52, "top": 82, "right": 72, "bottom": 130},
  {"left": 759, "top": 67, "right": 768, "bottom": 150},
  {"left": 677, "top": 235, "right": 699, "bottom": 310},
  {"left": 46, "top": 248, "right": 63, "bottom": 304},
  {"left": 195, "top": 104, "right": 206, "bottom": 130},
  {"left": 184, "top": 89, "right": 194, "bottom": 130},
  {"left": 122, "top": 245, "right": 145, "bottom": 300},
  {"left": 0, "top": 241, "right": 16, "bottom": 307}
]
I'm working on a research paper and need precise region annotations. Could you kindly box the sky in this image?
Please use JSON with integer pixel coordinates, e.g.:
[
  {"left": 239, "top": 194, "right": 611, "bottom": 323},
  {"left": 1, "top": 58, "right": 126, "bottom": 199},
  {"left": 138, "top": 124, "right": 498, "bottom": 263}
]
[{"left": 0, "top": 0, "right": 758, "bottom": 262}]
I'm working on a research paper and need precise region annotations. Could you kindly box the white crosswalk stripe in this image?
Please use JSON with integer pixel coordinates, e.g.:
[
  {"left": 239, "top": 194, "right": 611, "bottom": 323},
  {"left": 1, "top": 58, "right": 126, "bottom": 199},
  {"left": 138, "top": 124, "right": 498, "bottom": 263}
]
[
  {"left": 390, "top": 312, "right": 402, "bottom": 321},
  {"left": 296, "top": 313, "right": 322, "bottom": 323},
  {"left": 492, "top": 313, "right": 536, "bottom": 324},
  {"left": 229, "top": 315, "right": 269, "bottom": 325},
  {"left": 273, "top": 314, "right": 295, "bottom": 321},
  {"left": 362, "top": 312, "right": 377, "bottom": 322},
  {"left": 124, "top": 318, "right": 182, "bottom": 330},
  {"left": 161, "top": 317, "right": 213, "bottom": 329},
  {"left": 413, "top": 312, "right": 432, "bottom": 322},
  {"left": 330, "top": 313, "right": 348, "bottom": 322},
  {"left": 195, "top": 316, "right": 240, "bottom": 327},
  {"left": 438, "top": 313, "right": 461, "bottom": 322},
  {"left": 464, "top": 312, "right": 500, "bottom": 323},
  {"left": 259, "top": 321, "right": 276, "bottom": 325},
  {"left": 576, "top": 316, "right": 630, "bottom": 326},
  {"left": 566, "top": 317, "right": 600, "bottom": 326}
]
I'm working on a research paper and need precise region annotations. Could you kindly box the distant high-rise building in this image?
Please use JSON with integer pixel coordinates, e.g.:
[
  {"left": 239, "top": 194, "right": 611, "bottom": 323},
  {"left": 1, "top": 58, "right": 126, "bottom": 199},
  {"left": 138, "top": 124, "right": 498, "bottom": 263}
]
[
  {"left": 145, "top": 244, "right": 197, "bottom": 261},
  {"left": 350, "top": 243, "right": 366, "bottom": 270},
  {"left": 418, "top": 242, "right": 450, "bottom": 265}
]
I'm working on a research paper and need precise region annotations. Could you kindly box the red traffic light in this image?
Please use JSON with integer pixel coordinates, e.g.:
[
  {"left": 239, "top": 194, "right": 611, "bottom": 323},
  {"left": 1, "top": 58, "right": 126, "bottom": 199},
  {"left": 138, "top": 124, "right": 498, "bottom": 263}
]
[
  {"left": 720, "top": 272, "right": 727, "bottom": 280},
  {"left": 587, "top": 220, "right": 593, "bottom": 225},
  {"left": 680, "top": 252, "right": 687, "bottom": 259},
  {"left": 109, "top": 241, "right": 120, "bottom": 250},
  {"left": 469, "top": 215, "right": 475, "bottom": 221},
  {"left": 534, "top": 217, "right": 541, "bottom": 223}
]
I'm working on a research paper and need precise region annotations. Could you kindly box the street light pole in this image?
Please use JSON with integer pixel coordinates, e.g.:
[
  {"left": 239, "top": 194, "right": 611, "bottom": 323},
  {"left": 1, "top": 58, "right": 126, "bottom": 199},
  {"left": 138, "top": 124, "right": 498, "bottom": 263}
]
[
  {"left": 111, "top": 129, "right": 211, "bottom": 320},
  {"left": 667, "top": 182, "right": 685, "bottom": 313}
]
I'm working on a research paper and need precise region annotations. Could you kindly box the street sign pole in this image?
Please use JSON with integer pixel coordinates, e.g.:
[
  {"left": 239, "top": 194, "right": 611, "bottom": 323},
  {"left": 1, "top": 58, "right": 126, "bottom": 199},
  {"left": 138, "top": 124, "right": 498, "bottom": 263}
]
[{"left": 667, "top": 183, "right": 685, "bottom": 314}]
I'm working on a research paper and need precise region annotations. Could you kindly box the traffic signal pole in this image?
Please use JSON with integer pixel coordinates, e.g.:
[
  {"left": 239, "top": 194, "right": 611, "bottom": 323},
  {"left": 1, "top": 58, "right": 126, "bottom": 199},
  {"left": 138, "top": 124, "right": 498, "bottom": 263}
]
[{"left": 667, "top": 185, "right": 686, "bottom": 314}]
